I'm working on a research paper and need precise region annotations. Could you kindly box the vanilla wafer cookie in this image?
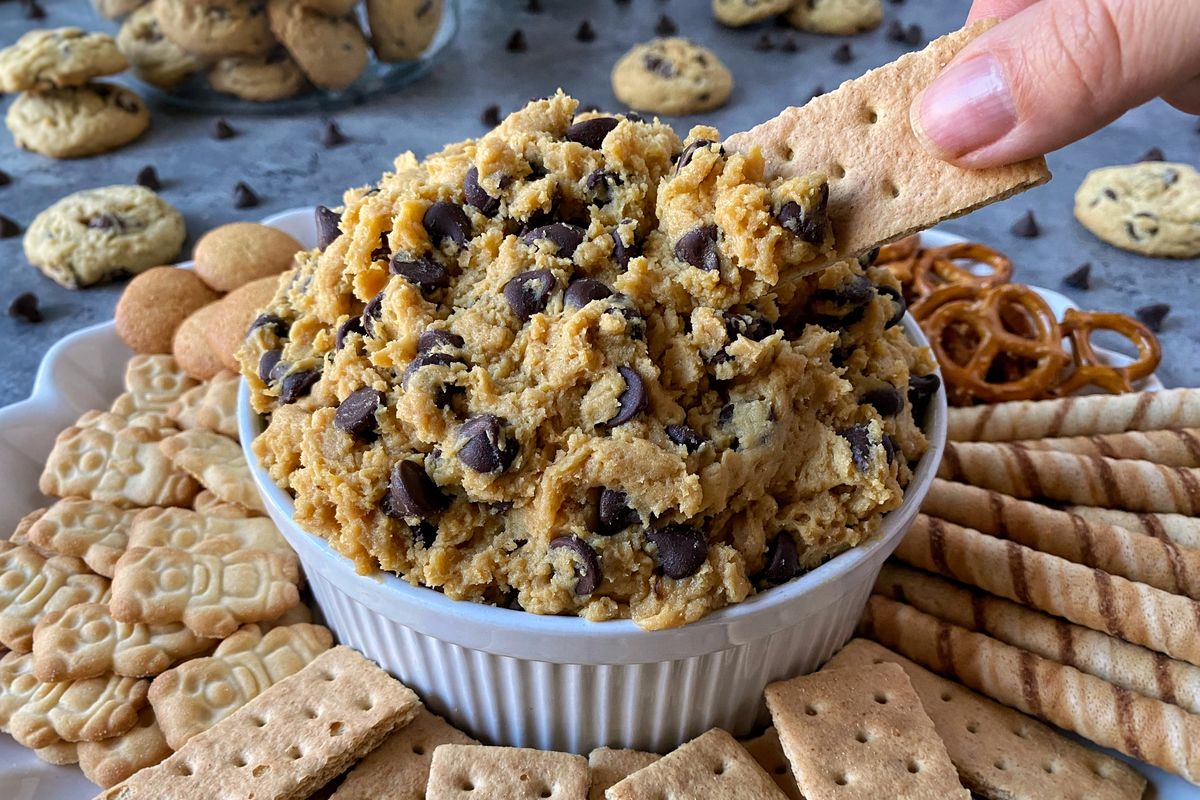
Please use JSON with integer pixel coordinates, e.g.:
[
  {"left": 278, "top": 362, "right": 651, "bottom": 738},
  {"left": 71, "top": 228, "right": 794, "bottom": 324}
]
[
  {"left": 607, "top": 728, "right": 784, "bottom": 799},
  {"left": 1011, "top": 428, "right": 1200, "bottom": 467},
  {"left": 923, "top": 478, "right": 1200, "bottom": 598},
  {"left": 33, "top": 602, "right": 213, "bottom": 682},
  {"left": 875, "top": 563, "right": 1200, "bottom": 716},
  {"left": 864, "top": 595, "right": 1200, "bottom": 784},
  {"left": 129, "top": 507, "right": 288, "bottom": 555},
  {"left": 725, "top": 19, "right": 1049, "bottom": 271},
  {"left": 331, "top": 707, "right": 478, "bottom": 800},
  {"left": 40, "top": 425, "right": 200, "bottom": 509},
  {"left": 168, "top": 371, "right": 240, "bottom": 440},
  {"left": 27, "top": 498, "right": 137, "bottom": 578},
  {"left": 160, "top": 429, "right": 266, "bottom": 513},
  {"left": 79, "top": 705, "right": 172, "bottom": 789},
  {"left": 149, "top": 622, "right": 333, "bottom": 749},
  {"left": 947, "top": 388, "right": 1200, "bottom": 442},
  {"left": 1066, "top": 505, "right": 1200, "bottom": 550},
  {"left": 117, "top": 354, "right": 199, "bottom": 414},
  {"left": 9, "top": 670, "right": 148, "bottom": 747},
  {"left": 111, "top": 546, "right": 300, "bottom": 638},
  {"left": 765, "top": 664, "right": 967, "bottom": 800},
  {"left": 97, "top": 646, "right": 422, "bottom": 800},
  {"left": 0, "top": 543, "right": 110, "bottom": 652},
  {"left": 740, "top": 729, "right": 801, "bottom": 800},
  {"left": 939, "top": 442, "right": 1200, "bottom": 514},
  {"left": 825, "top": 638, "right": 1146, "bottom": 800},
  {"left": 425, "top": 744, "right": 592, "bottom": 799},
  {"left": 898, "top": 515, "right": 1200, "bottom": 666}
]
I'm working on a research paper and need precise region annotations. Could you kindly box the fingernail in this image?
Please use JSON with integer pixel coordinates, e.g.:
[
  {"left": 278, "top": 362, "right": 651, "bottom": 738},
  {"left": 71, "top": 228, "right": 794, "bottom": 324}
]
[{"left": 913, "top": 54, "right": 1017, "bottom": 159}]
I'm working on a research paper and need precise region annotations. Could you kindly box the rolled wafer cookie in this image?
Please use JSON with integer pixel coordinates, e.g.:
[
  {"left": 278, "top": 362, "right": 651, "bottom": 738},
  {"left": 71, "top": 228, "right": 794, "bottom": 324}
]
[
  {"left": 875, "top": 563, "right": 1200, "bottom": 716},
  {"left": 947, "top": 388, "right": 1200, "bottom": 442},
  {"left": 923, "top": 478, "right": 1200, "bottom": 598},
  {"left": 938, "top": 441, "right": 1200, "bottom": 514},
  {"left": 897, "top": 514, "right": 1200, "bottom": 666},
  {"left": 1011, "top": 428, "right": 1200, "bottom": 467},
  {"left": 1067, "top": 505, "right": 1200, "bottom": 551},
  {"left": 863, "top": 595, "right": 1200, "bottom": 784}
]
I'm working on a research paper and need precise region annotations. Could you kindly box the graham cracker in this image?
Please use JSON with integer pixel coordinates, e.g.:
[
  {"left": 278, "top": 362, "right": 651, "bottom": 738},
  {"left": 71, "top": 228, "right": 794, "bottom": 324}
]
[
  {"left": 765, "top": 663, "right": 968, "bottom": 799},
  {"left": 741, "top": 728, "right": 802, "bottom": 800},
  {"left": 331, "top": 707, "right": 478, "bottom": 800},
  {"left": 828, "top": 639, "right": 1146, "bottom": 800},
  {"left": 586, "top": 747, "right": 660, "bottom": 800},
  {"left": 725, "top": 19, "right": 1049, "bottom": 268},
  {"left": 606, "top": 728, "right": 786, "bottom": 800},
  {"left": 96, "top": 646, "right": 421, "bottom": 800},
  {"left": 425, "top": 744, "right": 590, "bottom": 799}
]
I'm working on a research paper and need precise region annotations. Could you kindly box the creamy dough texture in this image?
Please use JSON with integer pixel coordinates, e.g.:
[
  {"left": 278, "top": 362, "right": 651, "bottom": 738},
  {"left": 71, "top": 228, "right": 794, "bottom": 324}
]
[{"left": 240, "top": 93, "right": 932, "bottom": 630}]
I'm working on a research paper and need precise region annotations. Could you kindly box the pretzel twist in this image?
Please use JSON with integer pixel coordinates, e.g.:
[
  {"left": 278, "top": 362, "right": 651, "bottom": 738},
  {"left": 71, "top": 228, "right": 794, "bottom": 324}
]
[{"left": 1054, "top": 309, "right": 1162, "bottom": 396}]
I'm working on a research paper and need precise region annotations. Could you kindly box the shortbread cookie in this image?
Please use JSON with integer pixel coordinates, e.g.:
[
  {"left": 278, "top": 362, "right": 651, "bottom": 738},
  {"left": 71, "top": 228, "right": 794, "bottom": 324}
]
[
  {"left": 206, "top": 275, "right": 284, "bottom": 373},
  {"left": 426, "top": 744, "right": 591, "bottom": 799},
  {"left": 155, "top": 0, "right": 276, "bottom": 58},
  {"left": 366, "top": 0, "right": 444, "bottom": 61},
  {"left": 0, "top": 28, "right": 127, "bottom": 92},
  {"left": 110, "top": 546, "right": 300, "bottom": 637},
  {"left": 26, "top": 498, "right": 137, "bottom": 578},
  {"left": 7, "top": 82, "right": 149, "bottom": 161},
  {"left": 168, "top": 371, "right": 241, "bottom": 439},
  {"left": 1074, "top": 162, "right": 1200, "bottom": 258},
  {"left": 741, "top": 729, "right": 801, "bottom": 800},
  {"left": 6, "top": 664, "right": 147, "bottom": 747},
  {"left": 33, "top": 602, "right": 213, "bottom": 682},
  {"left": 149, "top": 622, "right": 332, "bottom": 748},
  {"left": 128, "top": 507, "right": 288, "bottom": 555},
  {"left": 194, "top": 222, "right": 301, "bottom": 292},
  {"left": 116, "top": 267, "right": 223, "bottom": 355},
  {"left": 40, "top": 425, "right": 199, "bottom": 509},
  {"left": 160, "top": 428, "right": 265, "bottom": 512},
  {"left": 0, "top": 543, "right": 111, "bottom": 653},
  {"left": 713, "top": 0, "right": 792, "bottom": 27},
  {"left": 23, "top": 185, "right": 185, "bottom": 287},
  {"left": 209, "top": 49, "right": 308, "bottom": 101},
  {"left": 587, "top": 747, "right": 661, "bottom": 800},
  {"left": 93, "top": 0, "right": 149, "bottom": 18},
  {"left": 268, "top": 0, "right": 370, "bottom": 90},
  {"left": 117, "top": 354, "right": 200, "bottom": 414},
  {"left": 787, "top": 0, "right": 883, "bottom": 34},
  {"left": 173, "top": 302, "right": 229, "bottom": 380},
  {"left": 99, "top": 646, "right": 421, "bottom": 800},
  {"left": 78, "top": 706, "right": 173, "bottom": 789},
  {"left": 117, "top": 5, "right": 203, "bottom": 90},
  {"left": 607, "top": 728, "right": 784, "bottom": 799},
  {"left": 612, "top": 37, "right": 733, "bottom": 115}
]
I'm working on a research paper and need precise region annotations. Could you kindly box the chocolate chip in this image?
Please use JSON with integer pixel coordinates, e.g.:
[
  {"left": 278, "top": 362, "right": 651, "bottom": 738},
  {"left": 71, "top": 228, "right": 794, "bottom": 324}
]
[
  {"left": 279, "top": 370, "right": 319, "bottom": 404},
  {"left": 7, "top": 292, "right": 42, "bottom": 323},
  {"left": 876, "top": 285, "right": 906, "bottom": 328},
  {"left": 780, "top": 34, "right": 799, "bottom": 53},
  {"left": 0, "top": 169, "right": 10, "bottom": 186},
  {"left": 504, "top": 269, "right": 556, "bottom": 321},
  {"left": 412, "top": 521, "right": 438, "bottom": 548},
  {"left": 362, "top": 292, "right": 385, "bottom": 336},
  {"left": 1063, "top": 262, "right": 1091, "bottom": 290},
  {"left": 521, "top": 223, "right": 586, "bottom": 258},
  {"left": 647, "top": 525, "right": 706, "bottom": 579},
  {"left": 863, "top": 384, "right": 902, "bottom": 417},
  {"left": 383, "top": 460, "right": 447, "bottom": 520},
  {"left": 336, "top": 316, "right": 365, "bottom": 349},
  {"left": 0, "top": 215, "right": 19, "bottom": 238},
  {"left": 481, "top": 104, "right": 501, "bottom": 127},
  {"left": 418, "top": 329, "right": 464, "bottom": 352},
  {"left": 612, "top": 229, "right": 639, "bottom": 267},
  {"left": 832, "top": 43, "right": 854, "bottom": 63},
  {"left": 840, "top": 425, "right": 873, "bottom": 471},
  {"left": 565, "top": 116, "right": 619, "bottom": 149},
  {"left": 423, "top": 201, "right": 472, "bottom": 247},
  {"left": 233, "top": 181, "right": 259, "bottom": 209},
  {"left": 674, "top": 225, "right": 720, "bottom": 271},
  {"left": 606, "top": 367, "right": 646, "bottom": 427},
  {"left": 321, "top": 120, "right": 348, "bottom": 148},
  {"left": 247, "top": 313, "right": 288, "bottom": 338},
  {"left": 402, "top": 351, "right": 456, "bottom": 387},
  {"left": 718, "top": 403, "right": 735, "bottom": 427},
  {"left": 506, "top": 29, "right": 527, "bottom": 52},
  {"left": 464, "top": 166, "right": 500, "bottom": 216},
  {"left": 598, "top": 488, "right": 638, "bottom": 535},
  {"left": 575, "top": 20, "right": 596, "bottom": 42},
  {"left": 655, "top": 14, "right": 677, "bottom": 35},
  {"left": 210, "top": 118, "right": 236, "bottom": 140},
  {"left": 458, "top": 414, "right": 516, "bottom": 473},
  {"left": 809, "top": 84, "right": 825, "bottom": 101},
  {"left": 724, "top": 311, "right": 773, "bottom": 342},
  {"left": 885, "top": 20, "right": 906, "bottom": 41},
  {"left": 258, "top": 349, "right": 283, "bottom": 382},
  {"left": 335, "top": 387, "right": 385, "bottom": 437},
  {"left": 675, "top": 139, "right": 720, "bottom": 173},
  {"left": 883, "top": 434, "right": 897, "bottom": 465},
  {"left": 370, "top": 231, "right": 392, "bottom": 262},
  {"left": 753, "top": 33, "right": 774, "bottom": 52},
  {"left": 1010, "top": 210, "right": 1039, "bottom": 238},
  {"left": 89, "top": 213, "right": 125, "bottom": 232},
  {"left": 1138, "top": 147, "right": 1165, "bottom": 162},
  {"left": 777, "top": 188, "right": 829, "bottom": 245},
  {"left": 824, "top": 275, "right": 874, "bottom": 306},
  {"left": 391, "top": 254, "right": 450, "bottom": 292},
  {"left": 763, "top": 532, "right": 800, "bottom": 585},
  {"left": 1136, "top": 303, "right": 1170, "bottom": 332},
  {"left": 311, "top": 206, "right": 340, "bottom": 250},
  {"left": 564, "top": 278, "right": 612, "bottom": 309},
  {"left": 549, "top": 535, "right": 602, "bottom": 594},
  {"left": 24, "top": 1, "right": 45, "bottom": 20},
  {"left": 586, "top": 170, "right": 621, "bottom": 205},
  {"left": 525, "top": 0, "right": 542, "bottom": 10},
  {"left": 666, "top": 423, "right": 704, "bottom": 452},
  {"left": 135, "top": 165, "right": 160, "bottom": 190},
  {"left": 908, "top": 372, "right": 941, "bottom": 422}
]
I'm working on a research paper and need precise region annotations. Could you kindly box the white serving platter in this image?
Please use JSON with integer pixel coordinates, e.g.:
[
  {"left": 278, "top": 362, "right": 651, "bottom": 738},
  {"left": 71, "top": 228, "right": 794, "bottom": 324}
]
[{"left": 0, "top": 212, "right": 1186, "bottom": 798}]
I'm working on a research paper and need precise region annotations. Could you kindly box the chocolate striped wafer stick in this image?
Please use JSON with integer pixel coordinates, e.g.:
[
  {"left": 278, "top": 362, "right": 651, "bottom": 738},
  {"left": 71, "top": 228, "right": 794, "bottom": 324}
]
[
  {"left": 875, "top": 564, "right": 1200, "bottom": 715},
  {"left": 897, "top": 515, "right": 1200, "bottom": 666},
  {"left": 863, "top": 595, "right": 1200, "bottom": 785},
  {"left": 1066, "top": 505, "right": 1200, "bottom": 551},
  {"left": 938, "top": 442, "right": 1200, "bottom": 514},
  {"left": 923, "top": 479, "right": 1200, "bottom": 598},
  {"left": 1011, "top": 428, "right": 1200, "bottom": 468},
  {"left": 947, "top": 388, "right": 1200, "bottom": 442}
]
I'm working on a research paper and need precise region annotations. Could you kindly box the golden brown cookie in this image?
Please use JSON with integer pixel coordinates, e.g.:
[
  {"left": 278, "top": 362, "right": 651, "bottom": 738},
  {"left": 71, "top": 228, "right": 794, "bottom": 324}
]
[
  {"left": 268, "top": 0, "right": 369, "bottom": 90},
  {"left": 172, "top": 303, "right": 227, "bottom": 380},
  {"left": 116, "top": 267, "right": 223, "bottom": 355},
  {"left": 206, "top": 275, "right": 282, "bottom": 372},
  {"left": 155, "top": 0, "right": 276, "bottom": 58},
  {"left": 193, "top": 222, "right": 301, "bottom": 292}
]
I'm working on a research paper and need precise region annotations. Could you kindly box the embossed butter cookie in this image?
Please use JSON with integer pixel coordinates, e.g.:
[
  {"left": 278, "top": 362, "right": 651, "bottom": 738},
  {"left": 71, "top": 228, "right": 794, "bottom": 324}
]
[
  {"left": 1074, "top": 162, "right": 1200, "bottom": 259},
  {"left": 612, "top": 37, "right": 733, "bottom": 115},
  {"left": 787, "top": 0, "right": 883, "bottom": 35},
  {"left": 0, "top": 28, "right": 128, "bottom": 92},
  {"left": 6, "top": 82, "right": 149, "bottom": 160},
  {"left": 713, "top": 0, "right": 793, "bottom": 28}
]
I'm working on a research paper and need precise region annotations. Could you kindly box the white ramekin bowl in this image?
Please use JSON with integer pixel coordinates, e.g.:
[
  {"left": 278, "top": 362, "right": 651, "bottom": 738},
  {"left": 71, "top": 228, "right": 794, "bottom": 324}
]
[{"left": 239, "top": 314, "right": 946, "bottom": 754}]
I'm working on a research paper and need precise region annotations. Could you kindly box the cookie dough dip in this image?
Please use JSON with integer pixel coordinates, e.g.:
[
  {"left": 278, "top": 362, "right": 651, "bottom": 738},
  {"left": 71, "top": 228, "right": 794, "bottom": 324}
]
[{"left": 240, "top": 92, "right": 933, "bottom": 630}]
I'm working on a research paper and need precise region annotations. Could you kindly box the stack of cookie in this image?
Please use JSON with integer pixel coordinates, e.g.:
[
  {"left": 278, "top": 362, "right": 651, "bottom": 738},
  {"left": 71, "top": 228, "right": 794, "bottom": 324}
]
[
  {"left": 1, "top": 353, "right": 334, "bottom": 789},
  {"left": 715, "top": 0, "right": 883, "bottom": 35},
  {"left": 863, "top": 388, "right": 1200, "bottom": 785},
  {"left": 0, "top": 27, "right": 149, "bottom": 159}
]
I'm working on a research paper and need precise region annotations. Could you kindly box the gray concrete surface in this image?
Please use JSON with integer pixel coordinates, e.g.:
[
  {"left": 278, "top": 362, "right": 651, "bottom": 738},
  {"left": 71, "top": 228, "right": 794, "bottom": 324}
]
[{"left": 1, "top": 0, "right": 1196, "bottom": 406}]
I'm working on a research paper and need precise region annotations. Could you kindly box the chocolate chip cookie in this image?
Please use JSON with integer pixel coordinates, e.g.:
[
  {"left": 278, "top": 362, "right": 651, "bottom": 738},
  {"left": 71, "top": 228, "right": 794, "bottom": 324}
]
[
  {"left": 24, "top": 185, "right": 186, "bottom": 288},
  {"left": 787, "top": 0, "right": 883, "bottom": 35},
  {"left": 92, "top": 0, "right": 149, "bottom": 18},
  {"left": 239, "top": 93, "right": 930, "bottom": 630},
  {"left": 611, "top": 38, "right": 733, "bottom": 116},
  {"left": 117, "top": 5, "right": 204, "bottom": 89},
  {"left": 366, "top": 0, "right": 443, "bottom": 62},
  {"left": 155, "top": 0, "right": 276, "bottom": 58},
  {"left": 6, "top": 82, "right": 149, "bottom": 159},
  {"left": 267, "top": 0, "right": 369, "bottom": 90},
  {"left": 713, "top": 0, "right": 793, "bottom": 28},
  {"left": 209, "top": 48, "right": 308, "bottom": 101},
  {"left": 1075, "top": 162, "right": 1200, "bottom": 258},
  {"left": 0, "top": 28, "right": 128, "bottom": 92}
]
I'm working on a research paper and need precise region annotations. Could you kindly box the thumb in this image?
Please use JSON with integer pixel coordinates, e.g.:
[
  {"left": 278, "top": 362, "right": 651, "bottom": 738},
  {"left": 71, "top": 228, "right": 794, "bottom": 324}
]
[{"left": 912, "top": 0, "right": 1200, "bottom": 168}]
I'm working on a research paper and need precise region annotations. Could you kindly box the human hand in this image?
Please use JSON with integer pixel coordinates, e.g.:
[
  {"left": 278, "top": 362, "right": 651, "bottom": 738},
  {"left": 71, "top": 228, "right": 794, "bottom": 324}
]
[{"left": 911, "top": 0, "right": 1200, "bottom": 167}]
